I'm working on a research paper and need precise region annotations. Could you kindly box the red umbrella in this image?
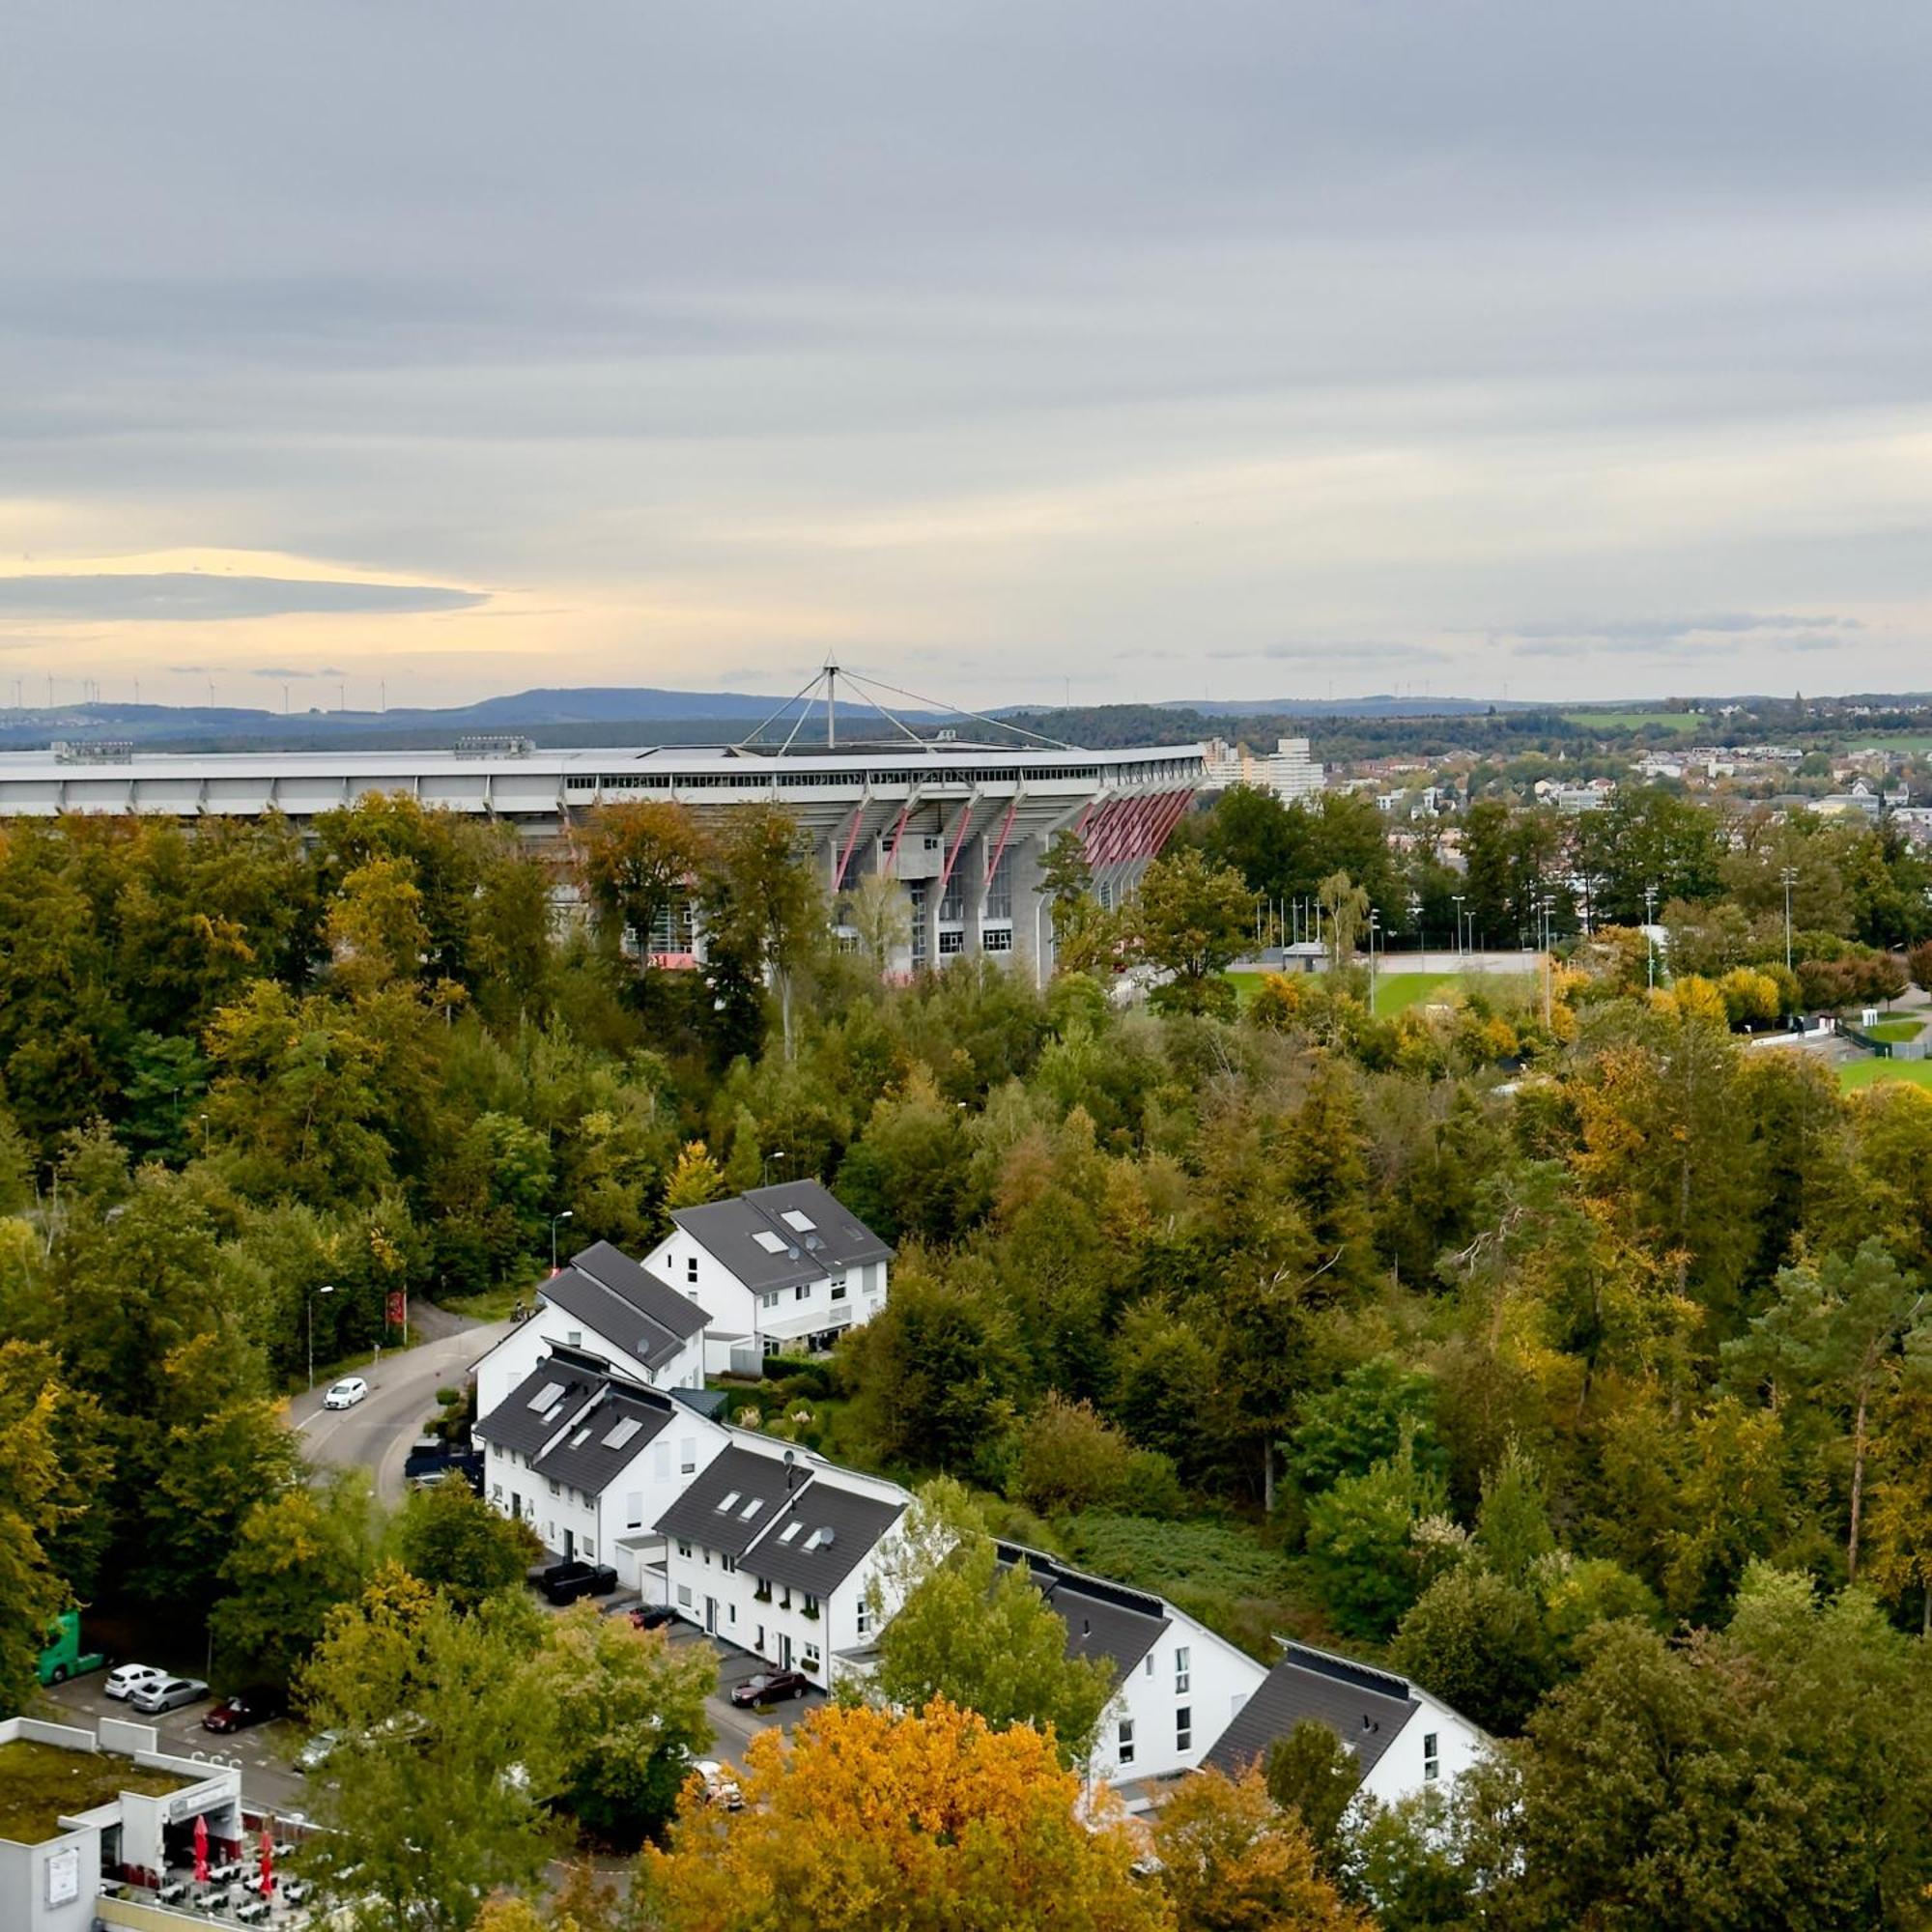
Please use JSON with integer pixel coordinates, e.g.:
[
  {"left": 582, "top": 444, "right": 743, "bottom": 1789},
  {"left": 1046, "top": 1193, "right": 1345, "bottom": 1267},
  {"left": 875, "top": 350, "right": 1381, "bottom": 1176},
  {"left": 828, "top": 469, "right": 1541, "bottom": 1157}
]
[
  {"left": 258, "top": 1828, "right": 274, "bottom": 1897},
  {"left": 192, "top": 1813, "right": 209, "bottom": 1885}
]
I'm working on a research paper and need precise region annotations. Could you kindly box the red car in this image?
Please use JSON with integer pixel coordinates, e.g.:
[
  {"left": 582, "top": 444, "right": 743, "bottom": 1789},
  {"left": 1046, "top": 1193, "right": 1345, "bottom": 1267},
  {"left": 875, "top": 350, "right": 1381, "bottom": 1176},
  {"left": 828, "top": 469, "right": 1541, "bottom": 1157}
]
[{"left": 202, "top": 1693, "right": 279, "bottom": 1734}]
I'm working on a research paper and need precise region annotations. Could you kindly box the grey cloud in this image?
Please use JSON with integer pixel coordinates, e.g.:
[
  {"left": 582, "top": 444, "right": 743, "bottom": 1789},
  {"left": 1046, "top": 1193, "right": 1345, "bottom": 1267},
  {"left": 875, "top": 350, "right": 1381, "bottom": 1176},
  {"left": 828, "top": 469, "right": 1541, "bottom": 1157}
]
[
  {"left": 248, "top": 665, "right": 350, "bottom": 680},
  {"left": 0, "top": 576, "right": 486, "bottom": 621},
  {"left": 1505, "top": 613, "right": 1867, "bottom": 659}
]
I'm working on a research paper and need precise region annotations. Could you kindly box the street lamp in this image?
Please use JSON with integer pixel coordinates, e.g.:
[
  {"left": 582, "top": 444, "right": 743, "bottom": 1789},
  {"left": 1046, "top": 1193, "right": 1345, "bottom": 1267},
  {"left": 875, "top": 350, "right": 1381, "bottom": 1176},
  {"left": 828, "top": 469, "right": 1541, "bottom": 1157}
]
[
  {"left": 1368, "top": 910, "right": 1381, "bottom": 1013},
  {"left": 1780, "top": 866, "right": 1799, "bottom": 973},
  {"left": 1643, "top": 884, "right": 1658, "bottom": 991},
  {"left": 549, "top": 1209, "right": 574, "bottom": 1275},
  {"left": 763, "top": 1150, "right": 788, "bottom": 1187},
  {"left": 306, "top": 1283, "right": 334, "bottom": 1392},
  {"left": 1451, "top": 895, "right": 1465, "bottom": 961}
]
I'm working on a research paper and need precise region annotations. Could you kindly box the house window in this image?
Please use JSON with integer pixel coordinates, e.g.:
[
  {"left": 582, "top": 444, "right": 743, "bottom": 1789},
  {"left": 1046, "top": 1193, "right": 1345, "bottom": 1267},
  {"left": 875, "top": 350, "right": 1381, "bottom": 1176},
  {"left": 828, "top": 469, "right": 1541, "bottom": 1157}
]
[
  {"left": 722, "top": 1555, "right": 736, "bottom": 1575},
  {"left": 582, "top": 1541, "right": 595, "bottom": 1560},
  {"left": 567, "top": 1330, "right": 582, "bottom": 1347},
  {"left": 795, "top": 1285, "right": 810, "bottom": 1302},
  {"left": 804, "top": 1593, "right": 818, "bottom": 1616},
  {"left": 677, "top": 1585, "right": 692, "bottom": 1607},
  {"left": 626, "top": 1491, "right": 643, "bottom": 1529},
  {"left": 761, "top": 1291, "right": 781, "bottom": 1311},
  {"left": 831, "top": 1275, "right": 847, "bottom": 1300},
  {"left": 492, "top": 1484, "right": 503, "bottom": 1502},
  {"left": 547, "top": 1479, "right": 559, "bottom": 1497},
  {"left": 728, "top": 1605, "right": 736, "bottom": 1624},
  {"left": 1144, "top": 1653, "right": 1153, "bottom": 1677},
  {"left": 980, "top": 926, "right": 1012, "bottom": 952},
  {"left": 1424, "top": 1733, "right": 1440, "bottom": 1782},
  {"left": 938, "top": 929, "right": 964, "bottom": 955},
  {"left": 676, "top": 1540, "right": 692, "bottom": 1559},
  {"left": 1177, "top": 1707, "right": 1192, "bottom": 1752},
  {"left": 856, "top": 1597, "right": 870, "bottom": 1637},
  {"left": 687, "top": 1257, "right": 697, "bottom": 1285},
  {"left": 1118, "top": 1719, "right": 1135, "bottom": 1766},
  {"left": 1175, "top": 1647, "right": 1190, "bottom": 1694},
  {"left": 681, "top": 1438, "right": 696, "bottom": 1474},
  {"left": 803, "top": 1641, "right": 821, "bottom": 1671},
  {"left": 656, "top": 1442, "right": 670, "bottom": 1481}
]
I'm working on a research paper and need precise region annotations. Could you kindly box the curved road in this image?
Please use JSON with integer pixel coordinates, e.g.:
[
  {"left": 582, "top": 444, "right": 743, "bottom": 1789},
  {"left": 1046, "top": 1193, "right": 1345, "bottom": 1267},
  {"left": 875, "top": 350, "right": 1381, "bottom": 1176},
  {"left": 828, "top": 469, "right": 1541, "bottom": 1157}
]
[{"left": 290, "top": 1309, "right": 511, "bottom": 1502}]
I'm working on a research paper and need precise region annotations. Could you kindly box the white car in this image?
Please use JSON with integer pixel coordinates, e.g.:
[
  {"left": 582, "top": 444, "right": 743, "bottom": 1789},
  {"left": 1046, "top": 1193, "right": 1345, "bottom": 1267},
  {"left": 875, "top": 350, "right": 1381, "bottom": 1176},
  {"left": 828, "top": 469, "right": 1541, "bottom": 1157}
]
[
  {"left": 104, "top": 1663, "right": 167, "bottom": 1702},
  {"left": 323, "top": 1377, "right": 368, "bottom": 1410}
]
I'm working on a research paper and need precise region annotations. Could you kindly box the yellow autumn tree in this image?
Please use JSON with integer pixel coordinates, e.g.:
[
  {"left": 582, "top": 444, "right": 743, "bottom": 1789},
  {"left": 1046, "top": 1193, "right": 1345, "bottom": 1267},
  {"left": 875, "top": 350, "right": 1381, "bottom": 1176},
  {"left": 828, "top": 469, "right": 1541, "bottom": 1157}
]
[
  {"left": 1150, "top": 1765, "right": 1370, "bottom": 1932},
  {"left": 638, "top": 1698, "right": 1168, "bottom": 1932}
]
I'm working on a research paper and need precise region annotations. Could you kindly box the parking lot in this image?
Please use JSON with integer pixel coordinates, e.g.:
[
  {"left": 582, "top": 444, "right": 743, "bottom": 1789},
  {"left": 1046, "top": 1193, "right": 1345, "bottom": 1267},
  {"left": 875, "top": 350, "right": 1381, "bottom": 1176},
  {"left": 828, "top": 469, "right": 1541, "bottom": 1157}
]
[{"left": 38, "top": 1597, "right": 821, "bottom": 1816}]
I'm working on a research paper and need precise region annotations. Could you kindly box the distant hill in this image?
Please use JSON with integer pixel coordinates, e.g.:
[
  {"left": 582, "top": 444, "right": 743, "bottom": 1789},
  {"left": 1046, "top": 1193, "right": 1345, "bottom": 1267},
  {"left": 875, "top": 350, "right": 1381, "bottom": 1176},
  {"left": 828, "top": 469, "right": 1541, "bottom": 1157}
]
[{"left": 0, "top": 685, "right": 949, "bottom": 753}]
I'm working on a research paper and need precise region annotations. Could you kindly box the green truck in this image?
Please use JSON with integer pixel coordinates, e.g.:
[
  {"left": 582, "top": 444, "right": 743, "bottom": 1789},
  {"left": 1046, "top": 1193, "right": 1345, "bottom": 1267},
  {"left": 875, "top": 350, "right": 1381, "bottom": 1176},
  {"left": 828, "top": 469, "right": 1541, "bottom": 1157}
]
[{"left": 36, "top": 1610, "right": 105, "bottom": 1686}]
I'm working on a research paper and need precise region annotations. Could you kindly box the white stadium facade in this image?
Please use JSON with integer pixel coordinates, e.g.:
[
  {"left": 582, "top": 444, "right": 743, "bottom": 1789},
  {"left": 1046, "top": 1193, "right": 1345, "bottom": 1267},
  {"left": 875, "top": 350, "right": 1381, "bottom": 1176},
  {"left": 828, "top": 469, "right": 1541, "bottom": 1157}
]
[{"left": 0, "top": 737, "right": 1206, "bottom": 981}]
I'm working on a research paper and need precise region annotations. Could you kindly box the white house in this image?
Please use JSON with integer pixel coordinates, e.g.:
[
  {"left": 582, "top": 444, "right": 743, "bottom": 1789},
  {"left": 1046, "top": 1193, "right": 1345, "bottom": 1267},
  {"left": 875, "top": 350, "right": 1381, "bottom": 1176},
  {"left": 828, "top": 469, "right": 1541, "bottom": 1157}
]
[
  {"left": 473, "top": 1239, "right": 709, "bottom": 1423},
  {"left": 1203, "top": 1641, "right": 1487, "bottom": 1811},
  {"left": 996, "top": 1544, "right": 1267, "bottom": 1787},
  {"left": 473, "top": 1345, "right": 730, "bottom": 1592},
  {"left": 644, "top": 1179, "right": 894, "bottom": 1362},
  {"left": 653, "top": 1437, "right": 911, "bottom": 1685}
]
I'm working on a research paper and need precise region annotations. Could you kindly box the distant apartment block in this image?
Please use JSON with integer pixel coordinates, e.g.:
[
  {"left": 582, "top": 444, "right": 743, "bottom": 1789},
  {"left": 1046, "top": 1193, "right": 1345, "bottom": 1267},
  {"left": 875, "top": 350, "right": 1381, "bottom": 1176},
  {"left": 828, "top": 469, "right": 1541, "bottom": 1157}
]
[{"left": 1201, "top": 736, "right": 1324, "bottom": 802}]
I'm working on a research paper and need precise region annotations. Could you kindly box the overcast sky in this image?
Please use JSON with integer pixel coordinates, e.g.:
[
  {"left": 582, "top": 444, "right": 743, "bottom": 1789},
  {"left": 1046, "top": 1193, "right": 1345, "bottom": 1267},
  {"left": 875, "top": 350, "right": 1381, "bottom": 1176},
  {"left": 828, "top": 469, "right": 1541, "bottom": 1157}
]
[{"left": 3, "top": 2, "right": 1929, "bottom": 711}]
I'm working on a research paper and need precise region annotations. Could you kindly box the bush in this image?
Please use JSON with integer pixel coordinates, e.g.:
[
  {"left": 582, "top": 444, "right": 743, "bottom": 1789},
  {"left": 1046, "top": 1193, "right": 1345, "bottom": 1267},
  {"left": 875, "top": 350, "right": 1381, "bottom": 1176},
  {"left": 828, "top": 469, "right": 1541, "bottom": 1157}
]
[{"left": 1389, "top": 1568, "right": 1553, "bottom": 1734}]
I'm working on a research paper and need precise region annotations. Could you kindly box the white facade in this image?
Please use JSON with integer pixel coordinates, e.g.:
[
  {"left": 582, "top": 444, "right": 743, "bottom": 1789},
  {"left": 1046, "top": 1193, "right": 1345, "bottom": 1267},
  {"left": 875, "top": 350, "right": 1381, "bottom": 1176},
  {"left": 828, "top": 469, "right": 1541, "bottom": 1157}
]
[
  {"left": 1355, "top": 1687, "right": 1486, "bottom": 1812},
  {"left": 1089, "top": 1608, "right": 1266, "bottom": 1786},
  {"left": 657, "top": 1443, "right": 912, "bottom": 1687},
  {"left": 643, "top": 1231, "right": 889, "bottom": 1356},
  {"left": 1202, "top": 736, "right": 1324, "bottom": 802}
]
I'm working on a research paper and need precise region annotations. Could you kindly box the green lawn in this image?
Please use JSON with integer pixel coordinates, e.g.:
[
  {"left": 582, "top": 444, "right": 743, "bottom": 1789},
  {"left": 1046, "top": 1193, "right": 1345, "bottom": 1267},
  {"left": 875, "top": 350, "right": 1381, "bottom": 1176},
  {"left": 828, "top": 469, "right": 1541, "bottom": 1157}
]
[
  {"left": 1227, "top": 968, "right": 1526, "bottom": 1019},
  {"left": 1561, "top": 710, "right": 1701, "bottom": 734},
  {"left": 1865, "top": 1018, "right": 1925, "bottom": 1044},
  {"left": 1854, "top": 735, "right": 1932, "bottom": 753},
  {"left": 1840, "top": 1058, "right": 1932, "bottom": 1093}
]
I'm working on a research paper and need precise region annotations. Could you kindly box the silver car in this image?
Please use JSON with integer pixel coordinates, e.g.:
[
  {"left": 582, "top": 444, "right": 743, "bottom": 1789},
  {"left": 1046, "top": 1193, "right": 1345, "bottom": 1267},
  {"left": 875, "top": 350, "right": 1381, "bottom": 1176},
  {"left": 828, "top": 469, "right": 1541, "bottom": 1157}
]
[{"left": 130, "top": 1675, "right": 208, "bottom": 1714}]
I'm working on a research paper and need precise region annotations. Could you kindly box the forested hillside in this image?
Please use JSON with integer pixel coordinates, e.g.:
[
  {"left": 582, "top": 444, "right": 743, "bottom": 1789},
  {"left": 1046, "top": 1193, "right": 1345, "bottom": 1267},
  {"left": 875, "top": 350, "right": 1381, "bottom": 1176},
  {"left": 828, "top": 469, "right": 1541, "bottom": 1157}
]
[{"left": 5, "top": 785, "right": 1932, "bottom": 1926}]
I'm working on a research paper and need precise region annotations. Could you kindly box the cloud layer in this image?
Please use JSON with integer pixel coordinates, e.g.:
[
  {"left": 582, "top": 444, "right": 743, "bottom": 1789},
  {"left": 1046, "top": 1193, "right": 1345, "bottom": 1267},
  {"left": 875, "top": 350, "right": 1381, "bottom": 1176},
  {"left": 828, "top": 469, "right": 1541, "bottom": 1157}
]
[{"left": 1, "top": 2, "right": 1928, "bottom": 707}]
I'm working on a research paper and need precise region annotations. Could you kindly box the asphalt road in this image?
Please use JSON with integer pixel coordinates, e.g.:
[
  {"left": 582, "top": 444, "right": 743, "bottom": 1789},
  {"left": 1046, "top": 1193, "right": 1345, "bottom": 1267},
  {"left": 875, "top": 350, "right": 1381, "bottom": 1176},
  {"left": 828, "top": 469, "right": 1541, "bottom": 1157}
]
[{"left": 290, "top": 1312, "right": 510, "bottom": 1503}]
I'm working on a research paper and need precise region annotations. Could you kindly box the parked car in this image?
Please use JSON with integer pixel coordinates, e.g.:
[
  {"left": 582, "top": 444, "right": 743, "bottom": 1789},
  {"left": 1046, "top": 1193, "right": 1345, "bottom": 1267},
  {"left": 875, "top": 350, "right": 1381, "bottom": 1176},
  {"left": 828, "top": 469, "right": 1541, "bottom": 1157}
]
[
  {"left": 131, "top": 1675, "right": 209, "bottom": 1714},
  {"left": 203, "top": 1693, "right": 279, "bottom": 1733},
  {"left": 730, "top": 1669, "right": 810, "bottom": 1708},
  {"left": 323, "top": 1377, "right": 368, "bottom": 1410},
  {"left": 692, "top": 1759, "right": 743, "bottom": 1809},
  {"left": 537, "top": 1560, "right": 618, "bottom": 1605},
  {"left": 402, "top": 1435, "right": 483, "bottom": 1490},
  {"left": 629, "top": 1604, "right": 678, "bottom": 1632},
  {"left": 295, "top": 1730, "right": 341, "bottom": 1773},
  {"left": 103, "top": 1662, "right": 167, "bottom": 1702}
]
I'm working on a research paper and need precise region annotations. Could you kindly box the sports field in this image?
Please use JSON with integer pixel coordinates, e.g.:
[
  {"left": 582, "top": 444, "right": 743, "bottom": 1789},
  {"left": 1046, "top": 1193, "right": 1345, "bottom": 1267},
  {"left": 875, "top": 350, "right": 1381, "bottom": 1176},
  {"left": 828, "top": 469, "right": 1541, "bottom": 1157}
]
[
  {"left": 1225, "top": 968, "right": 1529, "bottom": 1018},
  {"left": 1840, "top": 1058, "right": 1932, "bottom": 1094}
]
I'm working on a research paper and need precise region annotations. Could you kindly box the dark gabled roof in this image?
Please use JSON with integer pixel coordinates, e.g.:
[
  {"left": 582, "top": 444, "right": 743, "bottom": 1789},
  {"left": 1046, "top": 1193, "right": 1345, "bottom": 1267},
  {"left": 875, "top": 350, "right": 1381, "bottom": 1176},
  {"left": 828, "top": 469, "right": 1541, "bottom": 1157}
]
[
  {"left": 745, "top": 1476, "right": 905, "bottom": 1600},
  {"left": 474, "top": 1358, "right": 607, "bottom": 1458},
  {"left": 541, "top": 1241, "right": 707, "bottom": 1373},
  {"left": 671, "top": 1385, "right": 729, "bottom": 1419},
  {"left": 994, "top": 1543, "right": 1170, "bottom": 1684},
  {"left": 669, "top": 1179, "right": 893, "bottom": 1293},
  {"left": 1204, "top": 1643, "right": 1419, "bottom": 1785},
  {"left": 474, "top": 1349, "right": 682, "bottom": 1496},
  {"left": 654, "top": 1444, "right": 797, "bottom": 1559},
  {"left": 527, "top": 1383, "right": 675, "bottom": 1496}
]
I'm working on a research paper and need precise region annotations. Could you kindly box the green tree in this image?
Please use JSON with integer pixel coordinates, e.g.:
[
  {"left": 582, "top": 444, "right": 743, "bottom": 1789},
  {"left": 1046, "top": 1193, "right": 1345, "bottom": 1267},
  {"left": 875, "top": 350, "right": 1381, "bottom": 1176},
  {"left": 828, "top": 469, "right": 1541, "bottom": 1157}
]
[
  {"left": 868, "top": 1484, "right": 1117, "bottom": 1766},
  {"left": 0, "top": 1345, "right": 87, "bottom": 1713},
  {"left": 1304, "top": 1432, "right": 1448, "bottom": 1638},
  {"left": 1287, "top": 1358, "right": 1443, "bottom": 1496},
  {"left": 1264, "top": 1719, "right": 1361, "bottom": 1867},
  {"left": 1317, "top": 870, "right": 1370, "bottom": 974},
  {"left": 392, "top": 1476, "right": 544, "bottom": 1614},
  {"left": 1134, "top": 848, "right": 1254, "bottom": 1016},
  {"left": 298, "top": 1572, "right": 561, "bottom": 1931},
  {"left": 211, "top": 1472, "right": 379, "bottom": 1689},
  {"left": 579, "top": 800, "right": 709, "bottom": 1000},
  {"left": 1862, "top": 1368, "right": 1932, "bottom": 1631},
  {"left": 1389, "top": 1568, "right": 1551, "bottom": 1734},
  {"left": 1473, "top": 1440, "right": 1555, "bottom": 1585},
  {"left": 526, "top": 1602, "right": 716, "bottom": 1849},
  {"left": 703, "top": 804, "right": 825, "bottom": 1060},
  {"left": 1722, "top": 1238, "right": 1928, "bottom": 1579}
]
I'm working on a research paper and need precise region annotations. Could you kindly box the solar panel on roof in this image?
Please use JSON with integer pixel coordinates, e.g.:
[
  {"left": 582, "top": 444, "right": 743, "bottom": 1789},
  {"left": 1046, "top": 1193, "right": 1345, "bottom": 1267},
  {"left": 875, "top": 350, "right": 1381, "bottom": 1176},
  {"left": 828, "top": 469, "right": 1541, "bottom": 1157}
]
[{"left": 527, "top": 1380, "right": 565, "bottom": 1410}]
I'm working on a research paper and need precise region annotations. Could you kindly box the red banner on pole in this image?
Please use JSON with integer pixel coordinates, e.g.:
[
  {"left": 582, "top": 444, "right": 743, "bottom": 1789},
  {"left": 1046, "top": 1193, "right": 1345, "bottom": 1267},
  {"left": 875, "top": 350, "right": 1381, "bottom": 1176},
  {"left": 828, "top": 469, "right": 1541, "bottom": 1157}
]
[{"left": 385, "top": 1289, "right": 406, "bottom": 1329}]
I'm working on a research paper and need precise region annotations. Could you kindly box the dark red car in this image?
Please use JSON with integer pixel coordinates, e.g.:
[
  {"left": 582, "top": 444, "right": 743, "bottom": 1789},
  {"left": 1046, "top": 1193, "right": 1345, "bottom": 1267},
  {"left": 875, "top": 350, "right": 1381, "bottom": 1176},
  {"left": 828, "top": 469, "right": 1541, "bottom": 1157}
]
[
  {"left": 730, "top": 1669, "right": 810, "bottom": 1708},
  {"left": 202, "top": 1693, "right": 279, "bottom": 1734}
]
